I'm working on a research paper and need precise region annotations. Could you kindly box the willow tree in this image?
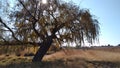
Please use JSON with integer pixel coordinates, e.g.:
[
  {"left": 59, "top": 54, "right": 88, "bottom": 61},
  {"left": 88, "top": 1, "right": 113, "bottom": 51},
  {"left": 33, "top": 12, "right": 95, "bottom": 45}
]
[{"left": 0, "top": 0, "right": 100, "bottom": 62}]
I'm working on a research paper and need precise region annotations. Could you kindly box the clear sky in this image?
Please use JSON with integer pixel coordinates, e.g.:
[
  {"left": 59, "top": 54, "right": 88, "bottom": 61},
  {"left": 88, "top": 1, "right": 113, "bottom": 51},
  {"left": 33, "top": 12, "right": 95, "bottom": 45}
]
[{"left": 69, "top": 0, "right": 120, "bottom": 46}]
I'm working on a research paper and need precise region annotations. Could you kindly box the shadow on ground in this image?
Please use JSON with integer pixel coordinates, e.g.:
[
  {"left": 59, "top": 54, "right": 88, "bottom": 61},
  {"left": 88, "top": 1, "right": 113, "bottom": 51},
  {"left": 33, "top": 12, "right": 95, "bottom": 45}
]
[{"left": 0, "top": 58, "right": 120, "bottom": 68}]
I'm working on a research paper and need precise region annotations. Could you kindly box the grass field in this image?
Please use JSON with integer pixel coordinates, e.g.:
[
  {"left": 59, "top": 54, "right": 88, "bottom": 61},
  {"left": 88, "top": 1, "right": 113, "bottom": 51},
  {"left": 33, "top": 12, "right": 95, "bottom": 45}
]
[{"left": 0, "top": 46, "right": 120, "bottom": 68}]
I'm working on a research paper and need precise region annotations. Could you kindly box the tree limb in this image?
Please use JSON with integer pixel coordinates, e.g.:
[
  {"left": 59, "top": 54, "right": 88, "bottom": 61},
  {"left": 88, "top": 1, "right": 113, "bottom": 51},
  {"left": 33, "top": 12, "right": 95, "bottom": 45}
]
[
  {"left": 18, "top": 0, "right": 46, "bottom": 41},
  {"left": 0, "top": 17, "right": 21, "bottom": 42}
]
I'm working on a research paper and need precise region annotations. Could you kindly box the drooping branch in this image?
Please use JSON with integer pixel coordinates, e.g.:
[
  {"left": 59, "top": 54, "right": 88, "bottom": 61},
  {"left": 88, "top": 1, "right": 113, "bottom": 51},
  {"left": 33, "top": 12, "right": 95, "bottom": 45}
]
[
  {"left": 0, "top": 17, "right": 21, "bottom": 42},
  {"left": 0, "top": 17, "right": 42, "bottom": 46}
]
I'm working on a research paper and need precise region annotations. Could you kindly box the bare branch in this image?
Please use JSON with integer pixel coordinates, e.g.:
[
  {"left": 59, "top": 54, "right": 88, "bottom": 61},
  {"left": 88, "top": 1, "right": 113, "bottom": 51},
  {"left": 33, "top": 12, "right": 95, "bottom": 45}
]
[{"left": 0, "top": 17, "right": 21, "bottom": 42}]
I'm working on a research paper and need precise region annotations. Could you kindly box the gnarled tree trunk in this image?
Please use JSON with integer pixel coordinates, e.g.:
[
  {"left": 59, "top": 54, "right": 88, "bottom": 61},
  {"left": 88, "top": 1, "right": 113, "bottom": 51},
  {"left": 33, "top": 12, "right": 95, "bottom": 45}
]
[{"left": 32, "top": 37, "right": 53, "bottom": 62}]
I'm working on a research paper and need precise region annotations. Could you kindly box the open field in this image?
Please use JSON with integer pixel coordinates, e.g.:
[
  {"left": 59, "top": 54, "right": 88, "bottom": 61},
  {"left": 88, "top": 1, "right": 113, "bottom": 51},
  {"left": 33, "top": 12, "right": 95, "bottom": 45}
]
[{"left": 0, "top": 46, "right": 120, "bottom": 68}]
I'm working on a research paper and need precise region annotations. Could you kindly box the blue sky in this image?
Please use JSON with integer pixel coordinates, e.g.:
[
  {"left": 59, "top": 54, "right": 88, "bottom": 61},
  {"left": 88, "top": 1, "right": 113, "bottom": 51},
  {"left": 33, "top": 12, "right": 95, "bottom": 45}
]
[{"left": 71, "top": 0, "right": 120, "bottom": 45}]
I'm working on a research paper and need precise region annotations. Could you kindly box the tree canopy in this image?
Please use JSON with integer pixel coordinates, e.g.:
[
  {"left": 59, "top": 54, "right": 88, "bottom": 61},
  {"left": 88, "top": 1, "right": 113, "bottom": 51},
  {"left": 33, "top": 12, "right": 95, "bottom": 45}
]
[
  {"left": 0, "top": 0, "right": 100, "bottom": 61},
  {"left": 13, "top": 0, "right": 99, "bottom": 45}
]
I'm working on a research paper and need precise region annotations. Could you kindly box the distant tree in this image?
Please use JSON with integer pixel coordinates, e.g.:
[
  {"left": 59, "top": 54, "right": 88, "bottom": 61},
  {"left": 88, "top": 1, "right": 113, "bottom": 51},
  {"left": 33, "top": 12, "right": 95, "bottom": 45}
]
[
  {"left": 0, "top": 0, "right": 100, "bottom": 62},
  {"left": 108, "top": 44, "right": 111, "bottom": 46},
  {"left": 117, "top": 44, "right": 120, "bottom": 46}
]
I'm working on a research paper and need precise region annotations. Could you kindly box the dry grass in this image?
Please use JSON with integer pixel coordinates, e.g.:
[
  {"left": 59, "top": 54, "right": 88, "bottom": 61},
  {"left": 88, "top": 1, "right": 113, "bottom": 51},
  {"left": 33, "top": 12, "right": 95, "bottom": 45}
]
[
  {"left": 0, "top": 45, "right": 38, "bottom": 55},
  {"left": 0, "top": 47, "right": 120, "bottom": 68},
  {"left": 43, "top": 49, "right": 120, "bottom": 62},
  {"left": 0, "top": 55, "right": 31, "bottom": 66},
  {"left": 91, "top": 46, "right": 120, "bottom": 53}
]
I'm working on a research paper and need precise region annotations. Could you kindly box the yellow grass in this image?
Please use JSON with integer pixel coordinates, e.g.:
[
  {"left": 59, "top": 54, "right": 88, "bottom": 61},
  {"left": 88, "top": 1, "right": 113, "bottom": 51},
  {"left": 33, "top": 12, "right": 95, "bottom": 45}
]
[
  {"left": 43, "top": 49, "right": 120, "bottom": 62},
  {"left": 0, "top": 47, "right": 120, "bottom": 68},
  {"left": 0, "top": 55, "right": 31, "bottom": 66}
]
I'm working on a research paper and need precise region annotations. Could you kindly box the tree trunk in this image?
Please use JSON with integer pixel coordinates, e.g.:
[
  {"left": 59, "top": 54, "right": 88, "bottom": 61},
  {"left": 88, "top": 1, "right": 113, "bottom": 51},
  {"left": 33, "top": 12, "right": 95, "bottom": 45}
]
[{"left": 32, "top": 37, "right": 53, "bottom": 62}]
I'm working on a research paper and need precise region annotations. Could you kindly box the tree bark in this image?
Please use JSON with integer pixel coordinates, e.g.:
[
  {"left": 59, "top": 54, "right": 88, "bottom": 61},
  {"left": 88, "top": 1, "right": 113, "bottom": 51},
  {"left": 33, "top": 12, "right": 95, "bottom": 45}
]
[{"left": 32, "top": 36, "right": 53, "bottom": 62}]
